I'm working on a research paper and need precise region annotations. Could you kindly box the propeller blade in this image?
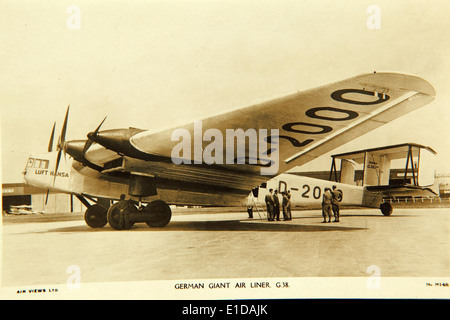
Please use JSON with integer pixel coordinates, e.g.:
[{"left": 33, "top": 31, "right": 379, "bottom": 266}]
[
  {"left": 52, "top": 105, "right": 70, "bottom": 186},
  {"left": 95, "top": 116, "right": 107, "bottom": 134},
  {"left": 83, "top": 116, "right": 107, "bottom": 155},
  {"left": 52, "top": 149, "right": 62, "bottom": 186},
  {"left": 48, "top": 122, "right": 56, "bottom": 152},
  {"left": 60, "top": 105, "right": 70, "bottom": 147},
  {"left": 63, "top": 143, "right": 68, "bottom": 161},
  {"left": 45, "top": 190, "right": 50, "bottom": 205},
  {"left": 82, "top": 139, "right": 94, "bottom": 155}
]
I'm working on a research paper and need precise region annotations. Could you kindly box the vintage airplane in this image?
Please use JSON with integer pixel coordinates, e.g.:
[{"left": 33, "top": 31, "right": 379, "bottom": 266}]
[{"left": 22, "top": 72, "right": 436, "bottom": 229}]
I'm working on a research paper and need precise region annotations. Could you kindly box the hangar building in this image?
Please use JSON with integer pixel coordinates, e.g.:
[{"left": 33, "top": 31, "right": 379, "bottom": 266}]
[{"left": 2, "top": 182, "right": 82, "bottom": 214}]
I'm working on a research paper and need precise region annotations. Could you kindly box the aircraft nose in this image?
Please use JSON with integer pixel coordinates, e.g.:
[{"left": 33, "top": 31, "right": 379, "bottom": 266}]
[
  {"left": 87, "top": 131, "right": 95, "bottom": 140},
  {"left": 85, "top": 127, "right": 145, "bottom": 156},
  {"left": 65, "top": 140, "right": 86, "bottom": 162}
]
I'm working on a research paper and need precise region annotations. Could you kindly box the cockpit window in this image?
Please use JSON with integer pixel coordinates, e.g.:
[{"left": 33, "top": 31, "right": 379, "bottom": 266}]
[
  {"left": 40, "top": 160, "right": 49, "bottom": 169},
  {"left": 26, "top": 158, "right": 49, "bottom": 169},
  {"left": 27, "top": 158, "right": 34, "bottom": 167}
]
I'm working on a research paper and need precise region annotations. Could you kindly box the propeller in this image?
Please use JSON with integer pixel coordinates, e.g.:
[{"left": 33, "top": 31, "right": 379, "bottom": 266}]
[
  {"left": 82, "top": 116, "right": 107, "bottom": 155},
  {"left": 44, "top": 122, "right": 57, "bottom": 205},
  {"left": 45, "top": 190, "right": 50, "bottom": 205},
  {"left": 52, "top": 105, "right": 70, "bottom": 185},
  {"left": 48, "top": 122, "right": 56, "bottom": 152}
]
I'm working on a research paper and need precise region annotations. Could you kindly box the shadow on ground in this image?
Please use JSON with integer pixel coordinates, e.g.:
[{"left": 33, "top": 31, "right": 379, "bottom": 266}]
[{"left": 41, "top": 218, "right": 367, "bottom": 233}]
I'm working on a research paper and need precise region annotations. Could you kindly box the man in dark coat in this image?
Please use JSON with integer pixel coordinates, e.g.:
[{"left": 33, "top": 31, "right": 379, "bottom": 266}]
[
  {"left": 282, "top": 191, "right": 292, "bottom": 221},
  {"left": 322, "top": 188, "right": 332, "bottom": 223},
  {"left": 331, "top": 185, "right": 343, "bottom": 222},
  {"left": 117, "top": 194, "right": 129, "bottom": 229},
  {"left": 265, "top": 189, "right": 274, "bottom": 221},
  {"left": 273, "top": 189, "right": 280, "bottom": 221}
]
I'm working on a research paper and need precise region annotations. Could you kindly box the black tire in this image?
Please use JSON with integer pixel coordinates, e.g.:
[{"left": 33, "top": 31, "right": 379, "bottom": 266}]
[
  {"left": 84, "top": 204, "right": 108, "bottom": 228},
  {"left": 145, "top": 200, "right": 172, "bottom": 228},
  {"left": 107, "top": 202, "right": 136, "bottom": 230},
  {"left": 380, "top": 202, "right": 393, "bottom": 216}
]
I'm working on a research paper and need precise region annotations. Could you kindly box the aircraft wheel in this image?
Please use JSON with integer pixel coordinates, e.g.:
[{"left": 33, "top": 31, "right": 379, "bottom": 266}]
[
  {"left": 145, "top": 200, "right": 172, "bottom": 228},
  {"left": 107, "top": 202, "right": 136, "bottom": 230},
  {"left": 84, "top": 204, "right": 108, "bottom": 228},
  {"left": 380, "top": 202, "right": 393, "bottom": 216}
]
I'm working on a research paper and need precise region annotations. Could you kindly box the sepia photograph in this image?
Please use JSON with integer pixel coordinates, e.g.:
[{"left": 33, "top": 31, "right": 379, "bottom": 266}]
[{"left": 1, "top": 0, "right": 449, "bottom": 301}]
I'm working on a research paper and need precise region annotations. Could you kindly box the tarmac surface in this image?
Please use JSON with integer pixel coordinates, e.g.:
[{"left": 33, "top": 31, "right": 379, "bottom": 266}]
[{"left": 1, "top": 207, "right": 449, "bottom": 287}]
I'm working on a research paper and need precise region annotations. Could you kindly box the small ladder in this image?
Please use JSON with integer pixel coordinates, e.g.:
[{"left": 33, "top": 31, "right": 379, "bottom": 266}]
[{"left": 251, "top": 196, "right": 267, "bottom": 220}]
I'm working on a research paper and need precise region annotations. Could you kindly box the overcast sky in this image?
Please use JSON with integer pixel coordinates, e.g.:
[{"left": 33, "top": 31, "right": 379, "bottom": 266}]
[{"left": 2, "top": 0, "right": 450, "bottom": 183}]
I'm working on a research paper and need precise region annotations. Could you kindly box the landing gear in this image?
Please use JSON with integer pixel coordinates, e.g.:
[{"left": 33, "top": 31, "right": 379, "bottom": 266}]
[
  {"left": 105, "top": 199, "right": 172, "bottom": 230},
  {"left": 144, "top": 200, "right": 172, "bottom": 228},
  {"left": 80, "top": 192, "right": 172, "bottom": 230},
  {"left": 107, "top": 202, "right": 137, "bottom": 230},
  {"left": 84, "top": 204, "right": 108, "bottom": 228},
  {"left": 380, "top": 202, "right": 393, "bottom": 216}
]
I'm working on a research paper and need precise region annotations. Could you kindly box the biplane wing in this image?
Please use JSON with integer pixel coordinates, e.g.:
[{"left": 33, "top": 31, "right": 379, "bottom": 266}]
[{"left": 329, "top": 142, "right": 438, "bottom": 214}]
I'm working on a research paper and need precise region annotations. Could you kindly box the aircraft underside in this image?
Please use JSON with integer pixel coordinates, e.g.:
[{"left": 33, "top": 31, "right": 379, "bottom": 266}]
[{"left": 73, "top": 163, "right": 252, "bottom": 230}]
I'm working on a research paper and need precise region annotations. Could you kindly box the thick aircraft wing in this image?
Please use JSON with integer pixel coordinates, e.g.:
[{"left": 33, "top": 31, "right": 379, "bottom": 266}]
[{"left": 127, "top": 72, "right": 435, "bottom": 176}]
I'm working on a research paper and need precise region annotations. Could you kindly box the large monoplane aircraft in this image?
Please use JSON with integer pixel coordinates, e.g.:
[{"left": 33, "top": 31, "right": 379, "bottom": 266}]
[{"left": 22, "top": 72, "right": 436, "bottom": 229}]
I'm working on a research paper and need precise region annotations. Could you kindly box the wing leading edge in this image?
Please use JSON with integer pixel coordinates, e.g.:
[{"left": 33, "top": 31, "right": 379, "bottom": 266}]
[{"left": 107, "top": 72, "right": 435, "bottom": 178}]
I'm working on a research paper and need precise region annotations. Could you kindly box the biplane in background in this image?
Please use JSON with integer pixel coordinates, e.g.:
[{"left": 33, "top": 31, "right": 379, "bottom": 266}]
[
  {"left": 7, "top": 205, "right": 42, "bottom": 215},
  {"left": 251, "top": 143, "right": 438, "bottom": 216},
  {"left": 22, "top": 72, "right": 436, "bottom": 229}
]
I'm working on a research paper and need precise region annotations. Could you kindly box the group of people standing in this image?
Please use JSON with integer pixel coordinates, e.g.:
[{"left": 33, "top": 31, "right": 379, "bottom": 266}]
[
  {"left": 117, "top": 186, "right": 342, "bottom": 226},
  {"left": 264, "top": 189, "right": 292, "bottom": 221},
  {"left": 322, "top": 185, "right": 342, "bottom": 223},
  {"left": 263, "top": 185, "right": 343, "bottom": 223}
]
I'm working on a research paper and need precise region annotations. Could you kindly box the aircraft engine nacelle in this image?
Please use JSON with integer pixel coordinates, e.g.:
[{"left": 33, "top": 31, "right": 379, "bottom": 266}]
[{"left": 128, "top": 174, "right": 158, "bottom": 197}]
